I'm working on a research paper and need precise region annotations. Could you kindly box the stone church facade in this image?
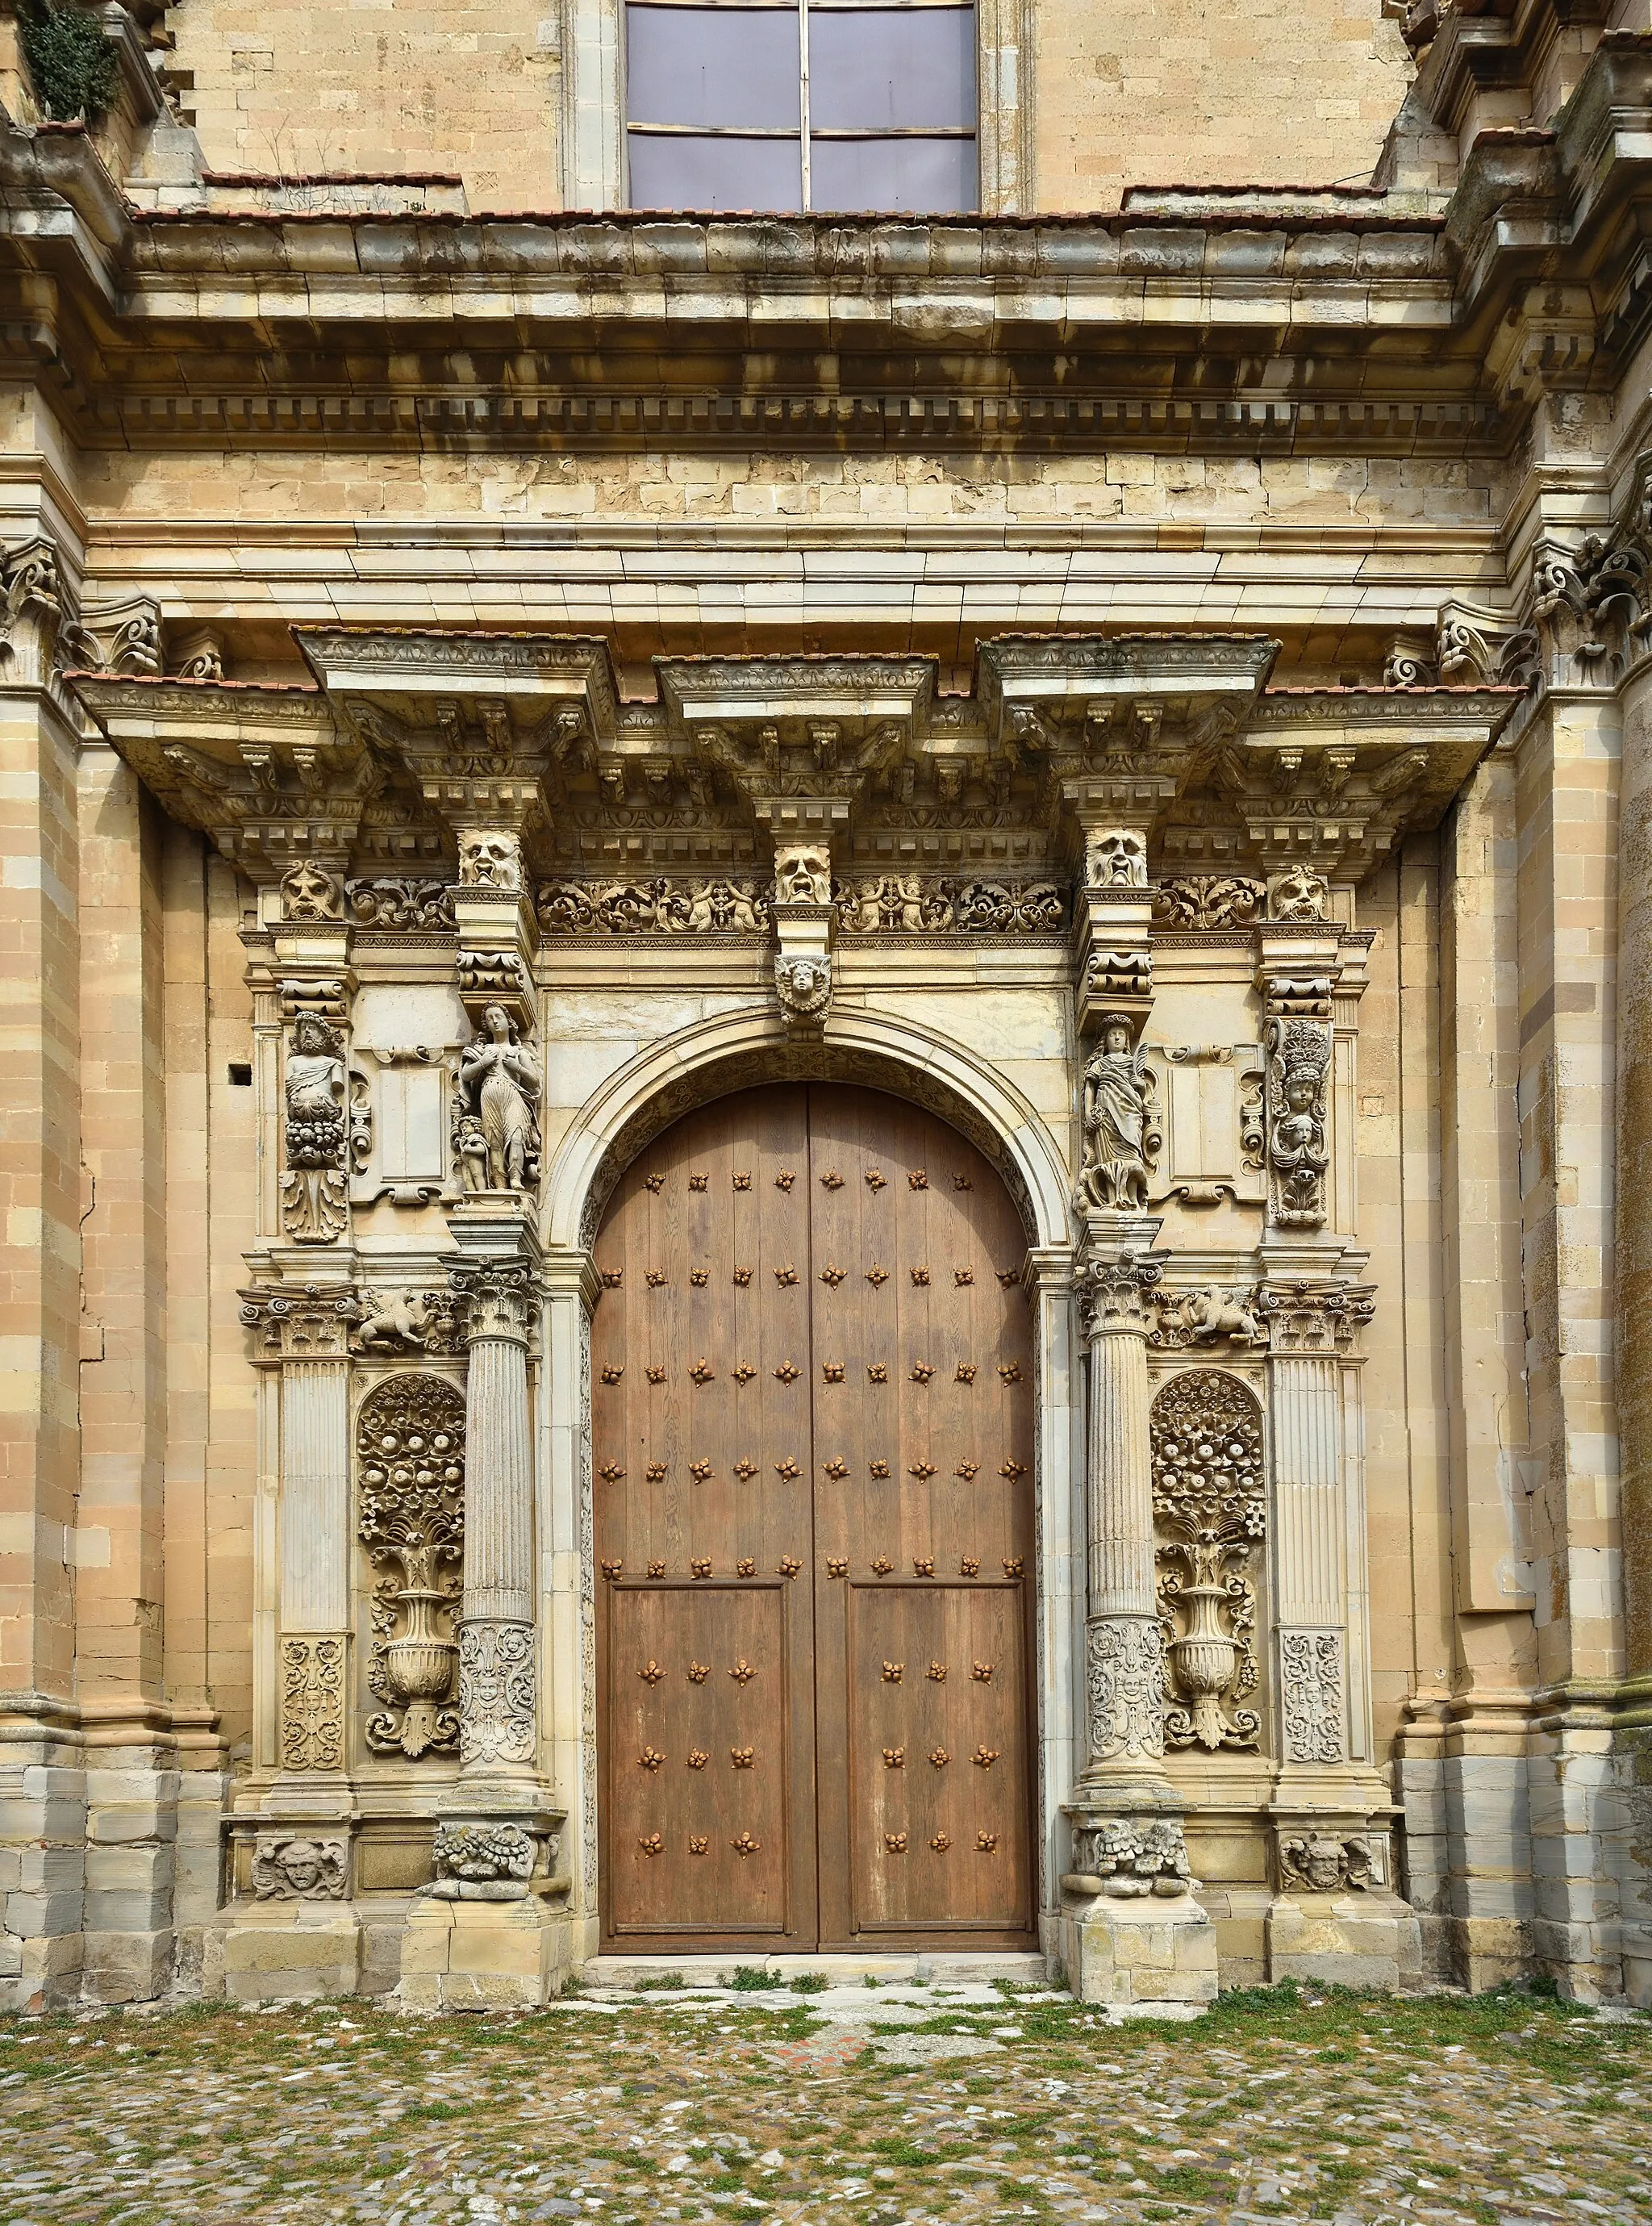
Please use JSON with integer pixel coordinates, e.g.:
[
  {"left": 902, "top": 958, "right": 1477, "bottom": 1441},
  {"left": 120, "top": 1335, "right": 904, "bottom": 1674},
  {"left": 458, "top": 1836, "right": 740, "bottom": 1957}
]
[{"left": 2, "top": 0, "right": 1651, "bottom": 2012}]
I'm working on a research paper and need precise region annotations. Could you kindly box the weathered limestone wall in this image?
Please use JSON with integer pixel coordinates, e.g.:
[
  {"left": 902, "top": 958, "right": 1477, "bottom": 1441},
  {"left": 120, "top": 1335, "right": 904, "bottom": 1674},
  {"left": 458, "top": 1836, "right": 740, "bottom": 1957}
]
[
  {"left": 162, "top": 0, "right": 1412, "bottom": 215},
  {"left": 169, "top": 0, "right": 563, "bottom": 210}
]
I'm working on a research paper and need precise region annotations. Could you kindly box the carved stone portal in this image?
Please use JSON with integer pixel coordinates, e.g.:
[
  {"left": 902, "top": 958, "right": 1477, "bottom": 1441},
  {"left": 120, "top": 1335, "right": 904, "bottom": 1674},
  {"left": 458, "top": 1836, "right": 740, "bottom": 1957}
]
[
  {"left": 1151, "top": 1370, "right": 1265, "bottom": 1752},
  {"left": 357, "top": 1373, "right": 466, "bottom": 1760}
]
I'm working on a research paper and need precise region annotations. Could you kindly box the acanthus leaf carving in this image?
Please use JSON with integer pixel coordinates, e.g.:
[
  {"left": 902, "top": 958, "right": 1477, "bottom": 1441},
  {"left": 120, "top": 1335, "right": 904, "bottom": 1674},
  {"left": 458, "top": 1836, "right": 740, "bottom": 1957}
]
[
  {"left": 1076, "top": 1248, "right": 1165, "bottom": 1340},
  {"left": 1152, "top": 875, "right": 1264, "bottom": 930},
  {"left": 347, "top": 877, "right": 457, "bottom": 931}
]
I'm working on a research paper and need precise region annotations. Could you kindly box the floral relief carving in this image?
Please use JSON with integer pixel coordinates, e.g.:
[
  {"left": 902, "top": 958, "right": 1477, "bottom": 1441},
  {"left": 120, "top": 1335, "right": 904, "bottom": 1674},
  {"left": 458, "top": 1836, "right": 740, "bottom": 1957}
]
[
  {"left": 1280, "top": 1631, "right": 1345, "bottom": 1762},
  {"left": 346, "top": 877, "right": 457, "bottom": 930},
  {"left": 278, "top": 1636, "right": 346, "bottom": 1772},
  {"left": 836, "top": 875, "right": 1066, "bottom": 933},
  {"left": 1151, "top": 875, "right": 1265, "bottom": 929},
  {"left": 430, "top": 1820, "right": 536, "bottom": 1900},
  {"left": 457, "top": 1620, "right": 536, "bottom": 1768},
  {"left": 1070, "top": 1816, "right": 1196, "bottom": 1898},
  {"left": 1151, "top": 1371, "right": 1265, "bottom": 1752},
  {"left": 1278, "top": 1832, "right": 1372, "bottom": 1893},
  {"left": 357, "top": 1373, "right": 465, "bottom": 1760},
  {"left": 1085, "top": 1616, "right": 1166, "bottom": 1764}
]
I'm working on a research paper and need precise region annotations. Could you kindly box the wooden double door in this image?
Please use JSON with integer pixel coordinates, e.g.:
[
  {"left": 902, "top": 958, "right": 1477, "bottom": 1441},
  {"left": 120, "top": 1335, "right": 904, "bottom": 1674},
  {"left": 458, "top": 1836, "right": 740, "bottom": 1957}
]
[{"left": 593, "top": 1083, "right": 1037, "bottom": 1951}]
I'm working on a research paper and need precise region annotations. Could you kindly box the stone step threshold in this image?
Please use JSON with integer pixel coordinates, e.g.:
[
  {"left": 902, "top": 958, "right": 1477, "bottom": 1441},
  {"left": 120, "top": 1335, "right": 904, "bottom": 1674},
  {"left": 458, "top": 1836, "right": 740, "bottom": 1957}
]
[{"left": 583, "top": 1950, "right": 1050, "bottom": 1991}]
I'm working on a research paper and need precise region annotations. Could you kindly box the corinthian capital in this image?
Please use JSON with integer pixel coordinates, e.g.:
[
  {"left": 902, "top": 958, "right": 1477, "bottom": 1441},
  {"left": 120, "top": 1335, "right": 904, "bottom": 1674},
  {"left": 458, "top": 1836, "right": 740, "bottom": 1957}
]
[
  {"left": 1076, "top": 1248, "right": 1166, "bottom": 1341},
  {"left": 448, "top": 1257, "right": 541, "bottom": 1345}
]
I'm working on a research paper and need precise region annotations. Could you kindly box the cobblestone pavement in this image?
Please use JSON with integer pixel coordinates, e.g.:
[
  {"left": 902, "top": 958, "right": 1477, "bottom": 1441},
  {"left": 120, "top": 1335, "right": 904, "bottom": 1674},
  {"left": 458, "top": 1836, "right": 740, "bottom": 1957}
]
[{"left": 1, "top": 1978, "right": 1646, "bottom": 2225}]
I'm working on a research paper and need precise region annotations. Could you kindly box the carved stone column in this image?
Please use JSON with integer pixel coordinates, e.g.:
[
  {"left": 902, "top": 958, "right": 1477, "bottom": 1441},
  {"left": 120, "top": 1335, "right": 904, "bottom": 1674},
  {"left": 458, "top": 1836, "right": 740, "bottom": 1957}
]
[
  {"left": 1058, "top": 1226, "right": 1219, "bottom": 2006},
  {"left": 1074, "top": 1238, "right": 1174, "bottom": 1794},
  {"left": 447, "top": 1217, "right": 543, "bottom": 1782}
]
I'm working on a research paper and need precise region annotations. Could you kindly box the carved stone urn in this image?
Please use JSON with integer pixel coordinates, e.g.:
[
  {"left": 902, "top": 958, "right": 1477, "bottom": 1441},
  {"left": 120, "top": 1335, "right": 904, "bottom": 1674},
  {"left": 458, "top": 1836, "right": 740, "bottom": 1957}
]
[
  {"left": 380, "top": 1568, "right": 459, "bottom": 1759},
  {"left": 1168, "top": 1555, "right": 1243, "bottom": 1751}
]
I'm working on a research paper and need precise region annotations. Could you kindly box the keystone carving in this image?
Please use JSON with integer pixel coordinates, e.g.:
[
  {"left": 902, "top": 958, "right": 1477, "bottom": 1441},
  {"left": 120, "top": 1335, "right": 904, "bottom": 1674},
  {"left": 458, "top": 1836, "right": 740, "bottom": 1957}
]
[{"left": 775, "top": 951, "right": 832, "bottom": 1025}]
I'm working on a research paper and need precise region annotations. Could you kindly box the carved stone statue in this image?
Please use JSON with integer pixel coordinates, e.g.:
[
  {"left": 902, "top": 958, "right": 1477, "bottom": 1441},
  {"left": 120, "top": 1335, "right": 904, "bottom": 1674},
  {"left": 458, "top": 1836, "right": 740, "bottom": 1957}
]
[
  {"left": 1266, "top": 1017, "right": 1330, "bottom": 1226},
  {"left": 457, "top": 1004, "right": 540, "bottom": 1192},
  {"left": 282, "top": 1013, "right": 348, "bottom": 1242},
  {"left": 1075, "top": 1018, "right": 1157, "bottom": 1213}
]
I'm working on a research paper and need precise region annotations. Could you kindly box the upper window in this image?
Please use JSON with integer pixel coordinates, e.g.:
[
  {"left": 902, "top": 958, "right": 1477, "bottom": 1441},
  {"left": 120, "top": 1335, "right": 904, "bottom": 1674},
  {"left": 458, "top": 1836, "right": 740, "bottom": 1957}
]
[{"left": 624, "top": 1, "right": 978, "bottom": 215}]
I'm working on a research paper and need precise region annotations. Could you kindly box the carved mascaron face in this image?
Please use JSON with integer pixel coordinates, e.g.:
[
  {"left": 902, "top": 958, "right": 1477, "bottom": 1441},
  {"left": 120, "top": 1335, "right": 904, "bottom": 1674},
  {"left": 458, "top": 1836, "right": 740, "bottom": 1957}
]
[{"left": 278, "top": 1840, "right": 325, "bottom": 1891}]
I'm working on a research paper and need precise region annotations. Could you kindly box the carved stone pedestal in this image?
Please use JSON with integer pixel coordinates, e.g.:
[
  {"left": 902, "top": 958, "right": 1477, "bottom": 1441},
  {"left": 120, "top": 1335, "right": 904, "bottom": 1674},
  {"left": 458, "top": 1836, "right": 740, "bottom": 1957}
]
[
  {"left": 398, "top": 1892, "right": 577, "bottom": 2011},
  {"left": 1262, "top": 1808, "right": 1421, "bottom": 1989},
  {"left": 1055, "top": 1886, "right": 1219, "bottom": 2012}
]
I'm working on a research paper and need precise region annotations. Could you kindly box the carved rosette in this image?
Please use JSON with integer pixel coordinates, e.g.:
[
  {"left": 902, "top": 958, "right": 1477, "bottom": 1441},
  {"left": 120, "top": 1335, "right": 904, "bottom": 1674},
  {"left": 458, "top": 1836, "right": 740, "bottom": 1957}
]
[
  {"left": 1077, "top": 1250, "right": 1163, "bottom": 1342},
  {"left": 448, "top": 1259, "right": 540, "bottom": 1347},
  {"left": 1279, "top": 1630, "right": 1346, "bottom": 1764},
  {"left": 1151, "top": 1371, "right": 1265, "bottom": 1752},
  {"left": 278, "top": 1636, "right": 347, "bottom": 1772},
  {"left": 457, "top": 1621, "right": 537, "bottom": 1769},
  {"left": 357, "top": 1374, "right": 466, "bottom": 1761},
  {"left": 1085, "top": 1616, "right": 1166, "bottom": 1765}
]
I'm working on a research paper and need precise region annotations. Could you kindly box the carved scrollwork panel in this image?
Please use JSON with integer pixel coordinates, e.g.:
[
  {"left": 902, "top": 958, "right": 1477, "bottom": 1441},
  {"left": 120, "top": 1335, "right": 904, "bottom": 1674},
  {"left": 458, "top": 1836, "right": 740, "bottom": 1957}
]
[
  {"left": 1085, "top": 1615, "right": 1166, "bottom": 1763},
  {"left": 457, "top": 1620, "right": 537, "bottom": 1768}
]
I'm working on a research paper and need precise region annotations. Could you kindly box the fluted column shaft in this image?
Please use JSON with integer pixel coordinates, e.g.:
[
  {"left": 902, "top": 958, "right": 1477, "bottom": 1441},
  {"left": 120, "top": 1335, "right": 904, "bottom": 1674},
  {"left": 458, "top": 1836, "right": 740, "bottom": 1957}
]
[
  {"left": 1269, "top": 1349, "right": 1347, "bottom": 1765},
  {"left": 276, "top": 1357, "right": 352, "bottom": 1773}
]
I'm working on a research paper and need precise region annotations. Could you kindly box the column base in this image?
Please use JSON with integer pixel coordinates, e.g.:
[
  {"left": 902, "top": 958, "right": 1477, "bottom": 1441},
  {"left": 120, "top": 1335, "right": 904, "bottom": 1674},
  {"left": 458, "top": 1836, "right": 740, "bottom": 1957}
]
[
  {"left": 1265, "top": 1887, "right": 1423, "bottom": 1991},
  {"left": 396, "top": 1893, "right": 581, "bottom": 2011},
  {"left": 219, "top": 1902, "right": 363, "bottom": 2003},
  {"left": 1055, "top": 1888, "right": 1218, "bottom": 2011}
]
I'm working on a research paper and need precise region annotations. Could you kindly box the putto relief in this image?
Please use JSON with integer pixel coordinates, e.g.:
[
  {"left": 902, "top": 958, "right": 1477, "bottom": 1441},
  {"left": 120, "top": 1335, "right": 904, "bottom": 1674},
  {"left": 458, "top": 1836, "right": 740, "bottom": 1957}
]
[
  {"left": 456, "top": 1004, "right": 541, "bottom": 1193},
  {"left": 1074, "top": 1019, "right": 1160, "bottom": 1214},
  {"left": 536, "top": 878, "right": 770, "bottom": 933}
]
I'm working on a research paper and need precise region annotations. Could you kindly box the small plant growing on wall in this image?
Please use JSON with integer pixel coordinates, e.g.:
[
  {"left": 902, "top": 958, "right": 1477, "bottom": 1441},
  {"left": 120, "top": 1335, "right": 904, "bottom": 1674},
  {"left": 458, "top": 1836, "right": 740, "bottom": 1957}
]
[{"left": 20, "top": 2, "right": 119, "bottom": 123}]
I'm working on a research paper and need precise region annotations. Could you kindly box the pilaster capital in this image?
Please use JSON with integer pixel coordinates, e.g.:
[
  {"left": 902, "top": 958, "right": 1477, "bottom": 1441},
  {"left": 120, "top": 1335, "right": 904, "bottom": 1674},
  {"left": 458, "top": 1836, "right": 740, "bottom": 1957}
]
[
  {"left": 1076, "top": 1242, "right": 1169, "bottom": 1341},
  {"left": 239, "top": 1280, "right": 361, "bottom": 1363},
  {"left": 1257, "top": 1278, "right": 1376, "bottom": 1354},
  {"left": 541, "top": 1245, "right": 605, "bottom": 1311}
]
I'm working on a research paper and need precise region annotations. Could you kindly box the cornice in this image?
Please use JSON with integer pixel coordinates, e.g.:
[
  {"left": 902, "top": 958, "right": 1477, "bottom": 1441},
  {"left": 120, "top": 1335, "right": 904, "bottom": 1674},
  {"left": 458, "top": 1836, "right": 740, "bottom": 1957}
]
[{"left": 11, "top": 42, "right": 1652, "bottom": 460}]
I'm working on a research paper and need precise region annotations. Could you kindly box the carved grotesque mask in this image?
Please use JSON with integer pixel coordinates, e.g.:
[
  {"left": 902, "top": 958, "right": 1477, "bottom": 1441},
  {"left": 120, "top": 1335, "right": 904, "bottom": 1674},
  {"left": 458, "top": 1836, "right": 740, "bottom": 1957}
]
[
  {"left": 1089, "top": 829, "right": 1148, "bottom": 887},
  {"left": 775, "top": 846, "right": 832, "bottom": 904},
  {"left": 461, "top": 833, "right": 521, "bottom": 889}
]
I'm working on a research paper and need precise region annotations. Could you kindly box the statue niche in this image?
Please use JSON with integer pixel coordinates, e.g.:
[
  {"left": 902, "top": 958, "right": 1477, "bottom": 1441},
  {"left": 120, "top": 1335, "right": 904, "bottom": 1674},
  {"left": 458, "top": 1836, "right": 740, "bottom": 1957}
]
[
  {"left": 455, "top": 1003, "right": 541, "bottom": 1193},
  {"left": 1074, "top": 1017, "right": 1160, "bottom": 1214}
]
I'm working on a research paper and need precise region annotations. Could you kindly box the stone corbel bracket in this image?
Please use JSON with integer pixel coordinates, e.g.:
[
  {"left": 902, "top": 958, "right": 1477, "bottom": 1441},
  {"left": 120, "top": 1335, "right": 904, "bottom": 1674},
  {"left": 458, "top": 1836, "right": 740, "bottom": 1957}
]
[
  {"left": 1211, "top": 686, "right": 1525, "bottom": 883},
  {"left": 69, "top": 672, "right": 373, "bottom": 881}
]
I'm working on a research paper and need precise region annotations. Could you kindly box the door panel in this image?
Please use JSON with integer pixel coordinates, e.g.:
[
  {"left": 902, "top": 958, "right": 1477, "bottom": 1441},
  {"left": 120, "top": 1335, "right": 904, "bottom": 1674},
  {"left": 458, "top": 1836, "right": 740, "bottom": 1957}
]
[
  {"left": 594, "top": 1080, "right": 1035, "bottom": 1952},
  {"left": 593, "top": 1084, "right": 818, "bottom": 1948}
]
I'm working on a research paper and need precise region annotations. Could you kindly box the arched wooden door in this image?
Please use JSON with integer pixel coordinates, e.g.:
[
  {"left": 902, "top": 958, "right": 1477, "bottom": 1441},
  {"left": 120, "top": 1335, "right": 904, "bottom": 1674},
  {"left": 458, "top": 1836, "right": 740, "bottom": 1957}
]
[{"left": 592, "top": 1083, "right": 1037, "bottom": 1952}]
